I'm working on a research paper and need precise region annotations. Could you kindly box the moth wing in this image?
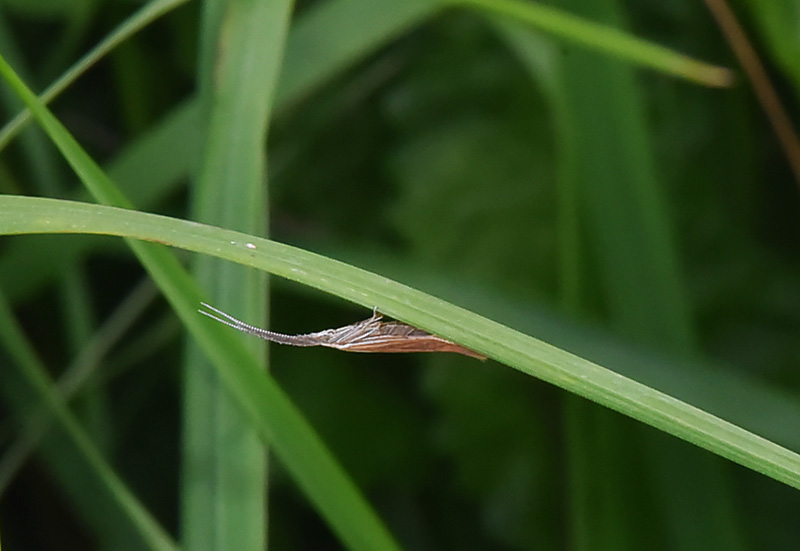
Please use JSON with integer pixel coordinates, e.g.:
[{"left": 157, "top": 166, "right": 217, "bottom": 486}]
[{"left": 335, "top": 322, "right": 486, "bottom": 360}]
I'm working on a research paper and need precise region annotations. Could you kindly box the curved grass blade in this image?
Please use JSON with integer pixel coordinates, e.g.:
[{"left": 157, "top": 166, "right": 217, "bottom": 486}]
[
  {"left": 0, "top": 0, "right": 189, "bottom": 152},
  {"left": 450, "top": 0, "right": 734, "bottom": 87},
  {"left": 0, "top": 53, "right": 402, "bottom": 551},
  {"left": 0, "top": 290, "right": 178, "bottom": 551},
  {"left": 1, "top": 195, "right": 800, "bottom": 493}
]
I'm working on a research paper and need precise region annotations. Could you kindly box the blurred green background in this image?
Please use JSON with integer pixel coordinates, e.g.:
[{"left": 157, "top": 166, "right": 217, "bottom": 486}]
[{"left": 1, "top": 0, "right": 799, "bottom": 549}]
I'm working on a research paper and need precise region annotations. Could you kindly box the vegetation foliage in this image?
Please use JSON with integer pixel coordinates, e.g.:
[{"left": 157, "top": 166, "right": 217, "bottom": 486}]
[{"left": 0, "top": 0, "right": 798, "bottom": 549}]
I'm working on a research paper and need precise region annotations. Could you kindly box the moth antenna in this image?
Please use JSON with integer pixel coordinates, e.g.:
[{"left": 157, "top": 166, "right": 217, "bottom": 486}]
[
  {"left": 199, "top": 302, "right": 246, "bottom": 325},
  {"left": 198, "top": 302, "right": 318, "bottom": 346},
  {"left": 198, "top": 302, "right": 265, "bottom": 336}
]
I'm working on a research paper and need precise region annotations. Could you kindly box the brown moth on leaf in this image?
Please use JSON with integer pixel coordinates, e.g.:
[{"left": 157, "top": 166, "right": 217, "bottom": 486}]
[{"left": 199, "top": 302, "right": 486, "bottom": 360}]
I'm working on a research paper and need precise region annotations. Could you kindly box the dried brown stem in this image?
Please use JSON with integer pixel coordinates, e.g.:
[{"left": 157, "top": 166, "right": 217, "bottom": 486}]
[{"left": 704, "top": 0, "right": 800, "bottom": 189}]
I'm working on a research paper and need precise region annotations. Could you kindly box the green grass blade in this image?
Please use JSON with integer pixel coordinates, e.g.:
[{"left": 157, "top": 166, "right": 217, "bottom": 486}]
[
  {"left": 0, "top": 51, "right": 401, "bottom": 551},
  {"left": 182, "top": 0, "right": 293, "bottom": 548},
  {"left": 0, "top": 99, "right": 200, "bottom": 303},
  {"left": 276, "top": 0, "right": 732, "bottom": 115},
  {"left": 303, "top": 240, "right": 800, "bottom": 454},
  {"left": 0, "top": 291, "right": 178, "bottom": 551},
  {"left": 498, "top": 1, "right": 733, "bottom": 544},
  {"left": 1, "top": 195, "right": 799, "bottom": 493},
  {"left": 0, "top": 0, "right": 189, "bottom": 152},
  {"left": 500, "top": 0, "right": 740, "bottom": 544},
  {"left": 276, "top": 0, "right": 438, "bottom": 108},
  {"left": 451, "top": 0, "right": 734, "bottom": 86},
  {"left": 0, "top": 12, "right": 64, "bottom": 197}
]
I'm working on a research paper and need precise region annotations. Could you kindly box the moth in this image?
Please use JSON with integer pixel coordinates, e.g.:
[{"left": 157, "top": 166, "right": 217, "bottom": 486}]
[{"left": 199, "top": 302, "right": 486, "bottom": 360}]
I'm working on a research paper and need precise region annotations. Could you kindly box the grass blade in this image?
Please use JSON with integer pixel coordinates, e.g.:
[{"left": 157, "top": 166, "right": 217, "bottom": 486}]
[
  {"left": 1, "top": 195, "right": 799, "bottom": 493},
  {"left": 452, "top": 0, "right": 734, "bottom": 86},
  {"left": 0, "top": 290, "right": 178, "bottom": 551},
  {"left": 0, "top": 49, "right": 401, "bottom": 551},
  {"left": 182, "top": 0, "right": 293, "bottom": 548},
  {"left": 0, "top": 0, "right": 190, "bottom": 152}
]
